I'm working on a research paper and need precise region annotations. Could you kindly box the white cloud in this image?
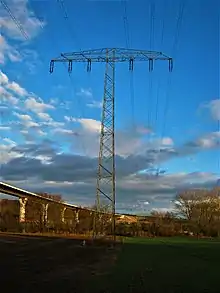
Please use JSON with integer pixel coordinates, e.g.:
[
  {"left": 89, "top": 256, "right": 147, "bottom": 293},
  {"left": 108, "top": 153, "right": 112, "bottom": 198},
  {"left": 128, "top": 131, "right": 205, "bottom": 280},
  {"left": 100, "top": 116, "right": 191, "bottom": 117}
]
[
  {"left": 116, "top": 133, "right": 142, "bottom": 157},
  {"left": 193, "top": 131, "right": 220, "bottom": 150},
  {"left": 13, "top": 111, "right": 39, "bottom": 128},
  {"left": 13, "top": 112, "right": 32, "bottom": 121},
  {"left": 6, "top": 81, "right": 27, "bottom": 96},
  {"left": 0, "top": 34, "right": 21, "bottom": 64},
  {"left": 0, "top": 70, "right": 8, "bottom": 84},
  {"left": 0, "top": 142, "right": 21, "bottom": 164},
  {"left": 42, "top": 120, "right": 64, "bottom": 128},
  {"left": 0, "top": 126, "right": 10, "bottom": 130},
  {"left": 64, "top": 115, "right": 75, "bottom": 122},
  {"left": 87, "top": 101, "right": 102, "bottom": 108},
  {"left": 50, "top": 98, "right": 59, "bottom": 105},
  {"left": 77, "top": 88, "right": 93, "bottom": 98},
  {"left": 136, "top": 126, "right": 152, "bottom": 135},
  {"left": 0, "top": 72, "right": 66, "bottom": 141},
  {"left": 0, "top": 86, "right": 19, "bottom": 104},
  {"left": 64, "top": 115, "right": 71, "bottom": 122},
  {"left": 3, "top": 137, "right": 16, "bottom": 145},
  {"left": 66, "top": 117, "right": 101, "bottom": 133},
  {"left": 161, "top": 137, "right": 173, "bottom": 146},
  {"left": 0, "top": 142, "right": 50, "bottom": 165},
  {"left": 37, "top": 112, "right": 52, "bottom": 121},
  {"left": 20, "top": 130, "right": 28, "bottom": 135},
  {"left": 7, "top": 95, "right": 18, "bottom": 105},
  {"left": 62, "top": 117, "right": 170, "bottom": 158},
  {"left": 24, "top": 120, "right": 39, "bottom": 128},
  {"left": 25, "top": 97, "right": 54, "bottom": 113},
  {"left": 35, "top": 129, "right": 46, "bottom": 136},
  {"left": 198, "top": 138, "right": 215, "bottom": 148},
  {"left": 0, "top": 70, "right": 27, "bottom": 106},
  {"left": 77, "top": 118, "right": 101, "bottom": 133},
  {"left": 0, "top": 72, "right": 60, "bottom": 134},
  {"left": 206, "top": 99, "right": 220, "bottom": 120},
  {"left": 151, "top": 207, "right": 174, "bottom": 214},
  {"left": 44, "top": 181, "right": 75, "bottom": 187},
  {"left": 53, "top": 128, "right": 77, "bottom": 135}
]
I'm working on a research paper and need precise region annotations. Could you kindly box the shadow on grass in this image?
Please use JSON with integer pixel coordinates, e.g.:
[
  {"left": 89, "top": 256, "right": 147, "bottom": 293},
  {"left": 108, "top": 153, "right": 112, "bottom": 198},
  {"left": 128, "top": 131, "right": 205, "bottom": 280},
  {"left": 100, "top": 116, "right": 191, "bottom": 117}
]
[
  {"left": 0, "top": 233, "right": 119, "bottom": 293},
  {"left": 1, "top": 234, "right": 220, "bottom": 293}
]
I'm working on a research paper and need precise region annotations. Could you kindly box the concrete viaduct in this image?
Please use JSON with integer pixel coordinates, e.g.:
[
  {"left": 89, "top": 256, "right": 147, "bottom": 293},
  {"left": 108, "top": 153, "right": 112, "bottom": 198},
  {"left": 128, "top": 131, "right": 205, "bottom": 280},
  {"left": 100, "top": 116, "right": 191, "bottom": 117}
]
[
  {"left": 0, "top": 181, "right": 94, "bottom": 226},
  {"left": 0, "top": 181, "right": 136, "bottom": 227}
]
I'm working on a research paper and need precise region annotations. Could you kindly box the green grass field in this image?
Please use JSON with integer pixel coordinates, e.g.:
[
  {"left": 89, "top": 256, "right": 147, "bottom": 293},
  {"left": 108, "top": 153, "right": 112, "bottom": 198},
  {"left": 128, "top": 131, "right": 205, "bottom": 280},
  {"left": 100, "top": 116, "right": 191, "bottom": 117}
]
[
  {"left": 1, "top": 234, "right": 220, "bottom": 292},
  {"left": 92, "top": 237, "right": 220, "bottom": 293}
]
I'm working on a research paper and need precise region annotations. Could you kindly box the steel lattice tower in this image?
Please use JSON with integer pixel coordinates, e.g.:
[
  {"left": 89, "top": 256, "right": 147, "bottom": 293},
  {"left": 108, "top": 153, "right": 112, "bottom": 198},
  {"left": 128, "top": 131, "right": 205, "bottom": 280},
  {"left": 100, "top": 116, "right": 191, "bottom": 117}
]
[
  {"left": 50, "top": 48, "right": 173, "bottom": 240},
  {"left": 95, "top": 49, "right": 116, "bottom": 239}
]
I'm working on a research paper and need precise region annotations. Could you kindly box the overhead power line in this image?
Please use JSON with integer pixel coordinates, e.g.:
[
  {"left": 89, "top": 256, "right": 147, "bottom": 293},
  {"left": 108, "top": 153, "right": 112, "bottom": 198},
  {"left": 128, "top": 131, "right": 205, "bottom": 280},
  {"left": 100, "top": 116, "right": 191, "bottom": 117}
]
[
  {"left": 154, "top": 4, "right": 165, "bottom": 132},
  {"left": 156, "top": 0, "right": 186, "bottom": 175},
  {"left": 121, "top": 0, "right": 135, "bottom": 129},
  {"left": 57, "top": 0, "right": 84, "bottom": 54},
  {"left": 161, "top": 0, "right": 186, "bottom": 140},
  {"left": 56, "top": 0, "right": 97, "bottom": 156},
  {"left": 0, "top": 0, "right": 29, "bottom": 40},
  {"left": 149, "top": 0, "right": 155, "bottom": 51},
  {"left": 155, "top": 5, "right": 166, "bottom": 125},
  {"left": 121, "top": 0, "right": 131, "bottom": 48},
  {"left": 147, "top": 0, "right": 155, "bottom": 129},
  {"left": 29, "top": 0, "right": 88, "bottom": 155}
]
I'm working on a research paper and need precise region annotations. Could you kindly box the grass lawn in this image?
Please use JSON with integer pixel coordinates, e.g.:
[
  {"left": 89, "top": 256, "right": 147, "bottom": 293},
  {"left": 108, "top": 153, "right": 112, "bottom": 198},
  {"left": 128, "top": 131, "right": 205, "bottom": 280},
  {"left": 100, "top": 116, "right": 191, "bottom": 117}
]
[
  {"left": 92, "top": 237, "right": 220, "bottom": 293},
  {"left": 1, "top": 233, "right": 220, "bottom": 292}
]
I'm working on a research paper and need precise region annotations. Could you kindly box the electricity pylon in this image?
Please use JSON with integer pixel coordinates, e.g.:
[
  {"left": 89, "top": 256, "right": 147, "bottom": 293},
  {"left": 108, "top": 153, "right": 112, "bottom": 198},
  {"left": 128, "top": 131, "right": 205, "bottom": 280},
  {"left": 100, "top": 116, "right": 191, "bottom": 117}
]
[{"left": 50, "top": 48, "right": 173, "bottom": 241}]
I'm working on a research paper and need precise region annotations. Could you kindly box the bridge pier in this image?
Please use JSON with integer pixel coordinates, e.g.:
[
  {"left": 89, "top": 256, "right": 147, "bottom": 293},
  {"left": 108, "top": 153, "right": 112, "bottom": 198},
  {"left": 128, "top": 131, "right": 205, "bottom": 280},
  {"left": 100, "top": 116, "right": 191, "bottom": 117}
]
[
  {"left": 19, "top": 197, "right": 28, "bottom": 232},
  {"left": 75, "top": 210, "right": 79, "bottom": 223},
  {"left": 42, "top": 203, "right": 49, "bottom": 225},
  {"left": 61, "top": 207, "right": 66, "bottom": 223},
  {"left": 19, "top": 197, "right": 28, "bottom": 223}
]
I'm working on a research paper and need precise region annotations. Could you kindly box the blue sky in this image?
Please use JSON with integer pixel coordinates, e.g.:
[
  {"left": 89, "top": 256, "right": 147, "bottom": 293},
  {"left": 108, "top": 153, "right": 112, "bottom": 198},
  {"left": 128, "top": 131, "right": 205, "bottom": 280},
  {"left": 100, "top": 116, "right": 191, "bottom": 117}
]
[{"left": 0, "top": 0, "right": 219, "bottom": 214}]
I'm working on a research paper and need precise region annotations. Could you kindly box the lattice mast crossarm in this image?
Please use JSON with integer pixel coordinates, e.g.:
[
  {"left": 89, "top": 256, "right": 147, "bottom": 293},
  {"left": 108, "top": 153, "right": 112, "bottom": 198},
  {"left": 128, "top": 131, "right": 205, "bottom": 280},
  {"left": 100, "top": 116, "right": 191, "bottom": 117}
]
[
  {"left": 50, "top": 48, "right": 173, "bottom": 240},
  {"left": 50, "top": 48, "right": 173, "bottom": 73}
]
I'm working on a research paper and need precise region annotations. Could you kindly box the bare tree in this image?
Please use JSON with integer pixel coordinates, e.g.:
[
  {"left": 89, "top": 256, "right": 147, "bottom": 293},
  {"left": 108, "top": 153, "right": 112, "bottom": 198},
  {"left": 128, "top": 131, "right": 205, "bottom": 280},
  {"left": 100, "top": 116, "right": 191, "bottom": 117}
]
[
  {"left": 175, "top": 189, "right": 208, "bottom": 220},
  {"left": 175, "top": 188, "right": 220, "bottom": 236}
]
